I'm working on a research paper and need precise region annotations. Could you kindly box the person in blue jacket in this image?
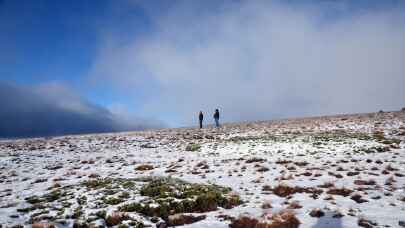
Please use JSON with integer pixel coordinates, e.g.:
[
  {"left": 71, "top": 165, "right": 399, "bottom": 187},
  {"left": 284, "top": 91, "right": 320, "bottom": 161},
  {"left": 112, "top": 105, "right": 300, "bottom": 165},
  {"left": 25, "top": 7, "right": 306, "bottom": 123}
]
[{"left": 213, "top": 109, "right": 220, "bottom": 127}]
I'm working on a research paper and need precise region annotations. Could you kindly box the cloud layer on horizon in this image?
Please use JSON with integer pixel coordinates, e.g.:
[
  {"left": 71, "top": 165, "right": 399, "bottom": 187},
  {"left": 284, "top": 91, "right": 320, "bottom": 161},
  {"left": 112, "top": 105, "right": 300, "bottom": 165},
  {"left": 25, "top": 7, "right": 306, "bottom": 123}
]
[
  {"left": 0, "top": 82, "right": 164, "bottom": 138},
  {"left": 90, "top": 1, "right": 405, "bottom": 126}
]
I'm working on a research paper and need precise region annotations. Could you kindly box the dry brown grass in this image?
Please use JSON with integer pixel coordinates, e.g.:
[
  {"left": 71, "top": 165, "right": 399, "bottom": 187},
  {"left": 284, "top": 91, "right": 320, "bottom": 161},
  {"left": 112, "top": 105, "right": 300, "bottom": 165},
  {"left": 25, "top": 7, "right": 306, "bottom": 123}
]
[
  {"left": 299, "top": 171, "right": 313, "bottom": 177},
  {"left": 32, "top": 224, "right": 55, "bottom": 228},
  {"left": 276, "top": 174, "right": 294, "bottom": 181},
  {"left": 105, "top": 212, "right": 129, "bottom": 226},
  {"left": 385, "top": 176, "right": 396, "bottom": 185},
  {"left": 32, "top": 224, "right": 45, "bottom": 228},
  {"left": 287, "top": 201, "right": 302, "bottom": 209},
  {"left": 294, "top": 161, "right": 309, "bottom": 167},
  {"left": 135, "top": 164, "right": 154, "bottom": 171},
  {"left": 327, "top": 187, "right": 353, "bottom": 197},
  {"left": 262, "top": 185, "right": 272, "bottom": 191},
  {"left": 257, "top": 166, "right": 270, "bottom": 172},
  {"left": 272, "top": 185, "right": 297, "bottom": 197},
  {"left": 51, "top": 182, "right": 61, "bottom": 188},
  {"left": 246, "top": 157, "right": 267, "bottom": 163},
  {"left": 309, "top": 208, "right": 325, "bottom": 217},
  {"left": 275, "top": 160, "right": 292, "bottom": 165},
  {"left": 328, "top": 172, "right": 343, "bottom": 178},
  {"left": 229, "top": 214, "right": 259, "bottom": 228},
  {"left": 230, "top": 211, "right": 300, "bottom": 228},
  {"left": 354, "top": 179, "right": 376, "bottom": 185},
  {"left": 317, "top": 182, "right": 334, "bottom": 188},
  {"left": 261, "top": 201, "right": 272, "bottom": 209},
  {"left": 167, "top": 214, "right": 207, "bottom": 226},
  {"left": 351, "top": 194, "right": 368, "bottom": 203},
  {"left": 271, "top": 184, "right": 323, "bottom": 197},
  {"left": 265, "top": 211, "right": 300, "bottom": 228},
  {"left": 88, "top": 173, "right": 100, "bottom": 178},
  {"left": 346, "top": 171, "right": 360, "bottom": 176}
]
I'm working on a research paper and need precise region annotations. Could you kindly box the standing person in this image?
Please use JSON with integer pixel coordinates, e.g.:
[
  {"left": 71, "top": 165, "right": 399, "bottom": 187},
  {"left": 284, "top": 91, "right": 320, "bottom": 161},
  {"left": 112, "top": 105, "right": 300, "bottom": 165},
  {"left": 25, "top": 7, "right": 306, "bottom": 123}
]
[
  {"left": 213, "top": 109, "right": 220, "bottom": 127},
  {"left": 199, "top": 111, "right": 204, "bottom": 129}
]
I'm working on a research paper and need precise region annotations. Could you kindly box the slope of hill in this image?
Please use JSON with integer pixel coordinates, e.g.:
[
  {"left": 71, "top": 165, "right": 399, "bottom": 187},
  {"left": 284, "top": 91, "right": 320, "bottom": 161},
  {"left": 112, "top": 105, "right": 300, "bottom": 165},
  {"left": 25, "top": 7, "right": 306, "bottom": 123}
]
[{"left": 1, "top": 111, "right": 405, "bottom": 227}]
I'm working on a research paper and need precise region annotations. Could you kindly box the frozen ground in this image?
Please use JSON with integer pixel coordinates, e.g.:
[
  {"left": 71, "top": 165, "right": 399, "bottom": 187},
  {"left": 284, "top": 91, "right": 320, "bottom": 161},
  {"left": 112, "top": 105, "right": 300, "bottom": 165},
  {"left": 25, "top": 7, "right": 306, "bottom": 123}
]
[{"left": 1, "top": 111, "right": 405, "bottom": 228}]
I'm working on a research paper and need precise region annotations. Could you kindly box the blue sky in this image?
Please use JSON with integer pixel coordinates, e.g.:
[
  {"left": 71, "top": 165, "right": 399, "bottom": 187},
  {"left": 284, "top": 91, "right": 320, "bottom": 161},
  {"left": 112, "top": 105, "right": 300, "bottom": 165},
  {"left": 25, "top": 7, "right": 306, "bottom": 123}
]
[
  {"left": 1, "top": 0, "right": 405, "bottom": 137},
  {"left": 1, "top": 1, "right": 149, "bottom": 105}
]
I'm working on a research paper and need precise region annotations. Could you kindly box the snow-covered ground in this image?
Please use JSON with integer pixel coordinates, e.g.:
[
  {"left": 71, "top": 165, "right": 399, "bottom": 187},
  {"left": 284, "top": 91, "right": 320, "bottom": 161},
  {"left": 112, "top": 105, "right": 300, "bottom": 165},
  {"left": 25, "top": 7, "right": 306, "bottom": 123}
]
[{"left": 1, "top": 111, "right": 404, "bottom": 228}]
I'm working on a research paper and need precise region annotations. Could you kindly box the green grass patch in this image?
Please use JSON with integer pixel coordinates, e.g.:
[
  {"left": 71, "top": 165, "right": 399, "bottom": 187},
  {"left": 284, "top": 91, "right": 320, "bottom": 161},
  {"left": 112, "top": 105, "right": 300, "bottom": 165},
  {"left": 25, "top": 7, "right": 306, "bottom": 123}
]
[{"left": 185, "top": 144, "right": 201, "bottom": 151}]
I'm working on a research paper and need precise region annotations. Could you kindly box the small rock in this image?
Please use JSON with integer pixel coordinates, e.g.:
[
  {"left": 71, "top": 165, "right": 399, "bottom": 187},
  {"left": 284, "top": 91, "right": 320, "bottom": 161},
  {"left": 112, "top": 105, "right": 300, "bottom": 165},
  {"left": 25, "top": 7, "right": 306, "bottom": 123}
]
[
  {"left": 140, "top": 143, "right": 157, "bottom": 148},
  {"left": 135, "top": 164, "right": 154, "bottom": 171},
  {"left": 351, "top": 194, "right": 368, "bottom": 203},
  {"left": 332, "top": 212, "right": 344, "bottom": 218},
  {"left": 256, "top": 166, "right": 270, "bottom": 172},
  {"left": 216, "top": 214, "right": 235, "bottom": 221},
  {"left": 261, "top": 201, "right": 272, "bottom": 209},
  {"left": 358, "top": 218, "right": 377, "bottom": 228},
  {"left": 309, "top": 208, "right": 325, "bottom": 217}
]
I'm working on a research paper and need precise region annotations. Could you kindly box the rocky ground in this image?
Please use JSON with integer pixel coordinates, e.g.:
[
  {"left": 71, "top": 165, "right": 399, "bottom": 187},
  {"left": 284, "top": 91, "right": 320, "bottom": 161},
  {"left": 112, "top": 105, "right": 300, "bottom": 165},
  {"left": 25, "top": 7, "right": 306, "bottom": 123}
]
[{"left": 1, "top": 111, "right": 405, "bottom": 228}]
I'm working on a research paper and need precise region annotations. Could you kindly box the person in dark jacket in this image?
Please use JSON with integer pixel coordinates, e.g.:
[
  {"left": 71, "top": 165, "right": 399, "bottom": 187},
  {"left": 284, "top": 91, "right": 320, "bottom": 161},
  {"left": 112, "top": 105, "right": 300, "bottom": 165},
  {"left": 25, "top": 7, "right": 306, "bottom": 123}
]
[
  {"left": 213, "top": 109, "right": 220, "bottom": 127},
  {"left": 198, "top": 111, "right": 204, "bottom": 129}
]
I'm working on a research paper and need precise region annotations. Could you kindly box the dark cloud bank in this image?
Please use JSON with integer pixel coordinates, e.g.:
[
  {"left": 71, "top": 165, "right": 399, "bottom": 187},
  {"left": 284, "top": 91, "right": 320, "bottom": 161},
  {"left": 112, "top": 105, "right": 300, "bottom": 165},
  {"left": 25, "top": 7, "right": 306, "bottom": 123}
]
[{"left": 0, "top": 82, "right": 163, "bottom": 138}]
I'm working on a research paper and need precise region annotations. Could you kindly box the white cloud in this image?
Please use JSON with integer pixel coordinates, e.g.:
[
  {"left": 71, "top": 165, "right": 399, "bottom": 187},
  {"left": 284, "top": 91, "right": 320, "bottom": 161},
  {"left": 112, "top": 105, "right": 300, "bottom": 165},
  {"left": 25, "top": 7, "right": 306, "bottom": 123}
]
[{"left": 90, "top": 1, "right": 405, "bottom": 126}]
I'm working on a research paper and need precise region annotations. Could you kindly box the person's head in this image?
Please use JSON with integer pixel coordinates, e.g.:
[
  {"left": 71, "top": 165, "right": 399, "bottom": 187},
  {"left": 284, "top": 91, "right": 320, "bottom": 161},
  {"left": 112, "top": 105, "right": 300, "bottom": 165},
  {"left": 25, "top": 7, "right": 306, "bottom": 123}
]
[
  {"left": 215, "top": 109, "right": 219, "bottom": 112},
  {"left": 199, "top": 111, "right": 202, "bottom": 114}
]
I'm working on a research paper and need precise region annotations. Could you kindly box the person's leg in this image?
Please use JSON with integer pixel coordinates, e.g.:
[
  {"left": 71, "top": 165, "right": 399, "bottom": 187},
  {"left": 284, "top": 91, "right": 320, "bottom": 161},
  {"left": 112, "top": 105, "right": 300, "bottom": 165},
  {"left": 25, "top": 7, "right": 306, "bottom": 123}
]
[
  {"left": 199, "top": 120, "right": 202, "bottom": 129},
  {"left": 215, "top": 118, "right": 219, "bottom": 127}
]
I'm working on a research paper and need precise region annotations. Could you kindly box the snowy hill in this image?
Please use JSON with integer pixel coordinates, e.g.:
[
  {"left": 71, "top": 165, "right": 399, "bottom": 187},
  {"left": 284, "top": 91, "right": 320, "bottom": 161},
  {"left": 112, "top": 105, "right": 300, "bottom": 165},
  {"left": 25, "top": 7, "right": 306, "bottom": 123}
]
[{"left": 1, "top": 111, "right": 405, "bottom": 227}]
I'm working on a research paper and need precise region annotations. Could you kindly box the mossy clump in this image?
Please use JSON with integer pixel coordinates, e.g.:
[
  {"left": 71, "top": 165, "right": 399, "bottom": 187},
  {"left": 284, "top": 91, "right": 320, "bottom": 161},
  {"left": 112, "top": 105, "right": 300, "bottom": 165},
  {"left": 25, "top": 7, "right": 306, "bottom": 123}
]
[
  {"left": 228, "top": 135, "right": 287, "bottom": 143},
  {"left": 373, "top": 132, "right": 401, "bottom": 144},
  {"left": 127, "top": 221, "right": 144, "bottom": 228},
  {"left": 140, "top": 177, "right": 232, "bottom": 199},
  {"left": 373, "top": 131, "right": 386, "bottom": 141},
  {"left": 71, "top": 206, "right": 84, "bottom": 219},
  {"left": 25, "top": 190, "right": 64, "bottom": 205},
  {"left": 25, "top": 196, "right": 43, "bottom": 204},
  {"left": 120, "top": 177, "right": 242, "bottom": 220},
  {"left": 103, "top": 196, "right": 124, "bottom": 205},
  {"left": 195, "top": 191, "right": 224, "bottom": 211},
  {"left": 95, "top": 210, "right": 107, "bottom": 219},
  {"left": 44, "top": 190, "right": 63, "bottom": 202},
  {"left": 185, "top": 144, "right": 201, "bottom": 151},
  {"left": 118, "top": 191, "right": 130, "bottom": 199},
  {"left": 17, "top": 207, "right": 36, "bottom": 213},
  {"left": 72, "top": 221, "right": 89, "bottom": 228},
  {"left": 121, "top": 180, "right": 136, "bottom": 189},
  {"left": 77, "top": 195, "right": 87, "bottom": 205},
  {"left": 118, "top": 202, "right": 144, "bottom": 213},
  {"left": 83, "top": 178, "right": 113, "bottom": 189},
  {"left": 30, "top": 209, "right": 50, "bottom": 218},
  {"left": 117, "top": 224, "right": 129, "bottom": 228}
]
